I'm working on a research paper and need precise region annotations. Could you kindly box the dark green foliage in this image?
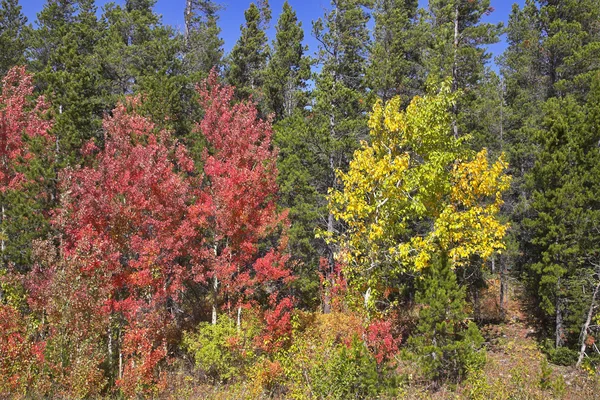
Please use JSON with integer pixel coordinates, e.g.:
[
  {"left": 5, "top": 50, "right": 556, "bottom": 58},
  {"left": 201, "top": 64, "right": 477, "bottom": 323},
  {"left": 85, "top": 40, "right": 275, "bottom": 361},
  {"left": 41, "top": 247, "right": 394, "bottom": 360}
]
[
  {"left": 0, "top": 0, "right": 28, "bottom": 77},
  {"left": 273, "top": 0, "right": 372, "bottom": 312},
  {"left": 524, "top": 78, "right": 600, "bottom": 350},
  {"left": 274, "top": 115, "right": 327, "bottom": 308},
  {"left": 426, "top": 0, "right": 502, "bottom": 90},
  {"left": 543, "top": 339, "right": 579, "bottom": 366},
  {"left": 29, "top": 0, "right": 106, "bottom": 165},
  {"left": 499, "top": 1, "right": 600, "bottom": 354},
  {"left": 264, "top": 1, "right": 311, "bottom": 120},
  {"left": 1, "top": 136, "right": 55, "bottom": 270},
  {"left": 184, "top": 0, "right": 224, "bottom": 80},
  {"left": 226, "top": 2, "right": 270, "bottom": 104},
  {"left": 426, "top": 0, "right": 502, "bottom": 141},
  {"left": 407, "top": 254, "right": 486, "bottom": 382},
  {"left": 367, "top": 0, "right": 425, "bottom": 103}
]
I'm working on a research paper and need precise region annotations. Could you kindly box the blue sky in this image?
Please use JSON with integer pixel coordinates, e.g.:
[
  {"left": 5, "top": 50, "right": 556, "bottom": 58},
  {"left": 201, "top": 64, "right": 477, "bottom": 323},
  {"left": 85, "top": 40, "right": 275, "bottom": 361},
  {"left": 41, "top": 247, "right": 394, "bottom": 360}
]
[{"left": 22, "top": 0, "right": 524, "bottom": 67}]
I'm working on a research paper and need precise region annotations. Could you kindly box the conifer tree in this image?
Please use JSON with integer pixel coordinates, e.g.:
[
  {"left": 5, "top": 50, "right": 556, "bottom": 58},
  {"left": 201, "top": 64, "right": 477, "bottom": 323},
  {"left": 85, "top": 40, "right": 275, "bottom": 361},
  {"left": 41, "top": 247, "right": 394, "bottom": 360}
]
[
  {"left": 226, "top": 1, "right": 271, "bottom": 103},
  {"left": 525, "top": 77, "right": 600, "bottom": 350},
  {"left": 425, "top": 0, "right": 502, "bottom": 139},
  {"left": 0, "top": 0, "right": 28, "bottom": 77},
  {"left": 183, "top": 0, "right": 224, "bottom": 80},
  {"left": 0, "top": 67, "right": 53, "bottom": 271},
  {"left": 264, "top": 1, "right": 311, "bottom": 120},
  {"left": 408, "top": 254, "right": 485, "bottom": 382},
  {"left": 29, "top": 0, "right": 105, "bottom": 165},
  {"left": 500, "top": 2, "right": 600, "bottom": 341},
  {"left": 99, "top": 0, "right": 182, "bottom": 130},
  {"left": 310, "top": 0, "right": 372, "bottom": 312},
  {"left": 367, "top": 0, "right": 426, "bottom": 103}
]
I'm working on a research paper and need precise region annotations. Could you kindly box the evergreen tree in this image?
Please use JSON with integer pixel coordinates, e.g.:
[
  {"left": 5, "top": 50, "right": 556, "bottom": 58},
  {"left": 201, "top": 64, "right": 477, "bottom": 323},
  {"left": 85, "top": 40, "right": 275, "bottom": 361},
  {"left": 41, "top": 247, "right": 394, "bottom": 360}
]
[
  {"left": 264, "top": 1, "right": 311, "bottom": 120},
  {"left": 311, "top": 0, "right": 373, "bottom": 312},
  {"left": 274, "top": 115, "right": 328, "bottom": 308},
  {"left": 525, "top": 77, "right": 600, "bottom": 351},
  {"left": 29, "top": 0, "right": 105, "bottom": 165},
  {"left": 540, "top": 0, "right": 600, "bottom": 99},
  {"left": 183, "top": 0, "right": 224, "bottom": 80},
  {"left": 366, "top": 0, "right": 426, "bottom": 103},
  {"left": 226, "top": 1, "right": 271, "bottom": 104},
  {"left": 425, "top": 0, "right": 502, "bottom": 138},
  {"left": 408, "top": 253, "right": 485, "bottom": 382},
  {"left": 0, "top": 0, "right": 28, "bottom": 77},
  {"left": 99, "top": 0, "right": 184, "bottom": 136},
  {"left": 500, "top": 1, "right": 600, "bottom": 340}
]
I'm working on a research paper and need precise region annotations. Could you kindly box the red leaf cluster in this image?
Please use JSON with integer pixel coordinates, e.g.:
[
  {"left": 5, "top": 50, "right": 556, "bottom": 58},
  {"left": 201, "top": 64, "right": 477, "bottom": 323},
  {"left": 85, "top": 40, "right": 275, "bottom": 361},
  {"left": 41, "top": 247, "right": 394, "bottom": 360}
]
[
  {"left": 0, "top": 66, "right": 51, "bottom": 193},
  {"left": 196, "top": 72, "right": 292, "bottom": 311}
]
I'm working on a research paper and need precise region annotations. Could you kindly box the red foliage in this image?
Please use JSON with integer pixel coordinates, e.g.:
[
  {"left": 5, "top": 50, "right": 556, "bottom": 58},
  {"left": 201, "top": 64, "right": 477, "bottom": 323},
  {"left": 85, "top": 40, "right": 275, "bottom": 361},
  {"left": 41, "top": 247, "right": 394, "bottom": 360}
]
[
  {"left": 259, "top": 293, "right": 295, "bottom": 351},
  {"left": 0, "top": 66, "right": 51, "bottom": 193},
  {"left": 15, "top": 70, "right": 295, "bottom": 395},
  {"left": 365, "top": 319, "right": 400, "bottom": 365},
  {"left": 196, "top": 71, "right": 293, "bottom": 314},
  {"left": 319, "top": 257, "right": 348, "bottom": 312},
  {"left": 57, "top": 99, "right": 200, "bottom": 394},
  {"left": 0, "top": 304, "right": 45, "bottom": 395}
]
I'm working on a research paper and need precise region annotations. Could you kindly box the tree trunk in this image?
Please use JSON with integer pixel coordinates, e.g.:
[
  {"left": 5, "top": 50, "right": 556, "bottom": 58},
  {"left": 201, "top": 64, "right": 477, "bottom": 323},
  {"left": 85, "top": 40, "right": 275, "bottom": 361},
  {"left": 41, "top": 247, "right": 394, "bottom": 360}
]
[
  {"left": 576, "top": 280, "right": 600, "bottom": 367},
  {"left": 323, "top": 210, "right": 334, "bottom": 314},
  {"left": 1, "top": 204, "right": 5, "bottom": 254},
  {"left": 237, "top": 306, "right": 242, "bottom": 332},
  {"left": 118, "top": 327, "right": 123, "bottom": 380},
  {"left": 323, "top": 148, "right": 336, "bottom": 314},
  {"left": 107, "top": 324, "right": 113, "bottom": 381},
  {"left": 184, "top": 0, "right": 193, "bottom": 45},
  {"left": 499, "top": 257, "right": 507, "bottom": 320},
  {"left": 212, "top": 274, "right": 218, "bottom": 325},
  {"left": 556, "top": 282, "right": 564, "bottom": 348},
  {"left": 451, "top": 4, "right": 459, "bottom": 139}
]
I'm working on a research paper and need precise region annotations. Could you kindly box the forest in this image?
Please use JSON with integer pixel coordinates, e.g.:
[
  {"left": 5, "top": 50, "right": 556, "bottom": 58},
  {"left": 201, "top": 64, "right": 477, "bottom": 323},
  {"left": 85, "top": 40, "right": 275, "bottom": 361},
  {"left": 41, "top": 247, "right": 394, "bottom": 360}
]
[{"left": 1, "top": 0, "right": 600, "bottom": 398}]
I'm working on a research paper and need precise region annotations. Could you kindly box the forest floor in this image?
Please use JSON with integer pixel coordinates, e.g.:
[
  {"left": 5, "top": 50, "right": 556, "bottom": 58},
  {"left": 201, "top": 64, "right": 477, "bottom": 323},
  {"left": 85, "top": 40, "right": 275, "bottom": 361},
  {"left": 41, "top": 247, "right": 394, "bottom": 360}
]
[{"left": 403, "top": 279, "right": 600, "bottom": 399}]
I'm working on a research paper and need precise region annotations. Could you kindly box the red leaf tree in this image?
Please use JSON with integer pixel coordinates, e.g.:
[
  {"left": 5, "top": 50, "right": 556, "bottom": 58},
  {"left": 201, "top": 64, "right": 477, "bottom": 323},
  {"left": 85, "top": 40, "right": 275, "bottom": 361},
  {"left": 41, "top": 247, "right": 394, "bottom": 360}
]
[
  {"left": 0, "top": 66, "right": 54, "bottom": 396},
  {"left": 196, "top": 72, "right": 293, "bottom": 328},
  {"left": 0, "top": 66, "right": 52, "bottom": 261},
  {"left": 0, "top": 66, "right": 51, "bottom": 193},
  {"left": 57, "top": 99, "right": 200, "bottom": 395}
]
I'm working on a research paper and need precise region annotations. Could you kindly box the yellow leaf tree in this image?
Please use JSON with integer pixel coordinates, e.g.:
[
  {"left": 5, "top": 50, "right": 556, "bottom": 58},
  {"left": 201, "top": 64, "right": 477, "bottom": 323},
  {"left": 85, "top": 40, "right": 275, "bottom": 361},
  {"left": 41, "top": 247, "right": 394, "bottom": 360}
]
[{"left": 328, "top": 83, "right": 511, "bottom": 310}]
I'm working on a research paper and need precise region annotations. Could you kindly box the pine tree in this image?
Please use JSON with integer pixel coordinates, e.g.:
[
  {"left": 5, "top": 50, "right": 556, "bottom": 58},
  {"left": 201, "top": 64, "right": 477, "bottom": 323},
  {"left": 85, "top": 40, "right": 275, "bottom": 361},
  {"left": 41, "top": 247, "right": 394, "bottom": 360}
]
[
  {"left": 499, "top": 1, "right": 600, "bottom": 345},
  {"left": 264, "top": 1, "right": 311, "bottom": 120},
  {"left": 183, "top": 0, "right": 224, "bottom": 80},
  {"left": 425, "top": 0, "right": 502, "bottom": 139},
  {"left": 29, "top": 0, "right": 105, "bottom": 165},
  {"left": 367, "top": 0, "right": 426, "bottom": 103},
  {"left": 540, "top": 0, "right": 600, "bottom": 99},
  {"left": 304, "top": 0, "right": 373, "bottom": 312},
  {"left": 525, "top": 76, "right": 600, "bottom": 352},
  {"left": 0, "top": 67, "right": 53, "bottom": 271},
  {"left": 226, "top": 1, "right": 271, "bottom": 104},
  {"left": 0, "top": 0, "right": 28, "bottom": 77},
  {"left": 98, "top": 0, "right": 185, "bottom": 137},
  {"left": 274, "top": 115, "right": 328, "bottom": 308},
  {"left": 408, "top": 253, "right": 485, "bottom": 382}
]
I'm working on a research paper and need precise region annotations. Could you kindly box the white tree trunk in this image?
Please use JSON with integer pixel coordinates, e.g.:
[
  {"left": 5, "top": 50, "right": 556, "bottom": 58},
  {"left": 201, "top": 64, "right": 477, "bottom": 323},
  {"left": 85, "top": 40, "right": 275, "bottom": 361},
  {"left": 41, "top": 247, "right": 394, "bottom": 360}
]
[{"left": 576, "top": 280, "right": 600, "bottom": 367}]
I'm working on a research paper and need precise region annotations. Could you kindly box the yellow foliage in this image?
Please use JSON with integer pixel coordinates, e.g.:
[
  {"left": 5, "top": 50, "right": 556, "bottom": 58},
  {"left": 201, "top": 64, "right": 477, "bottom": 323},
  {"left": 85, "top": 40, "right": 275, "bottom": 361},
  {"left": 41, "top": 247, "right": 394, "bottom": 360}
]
[{"left": 328, "top": 83, "right": 511, "bottom": 305}]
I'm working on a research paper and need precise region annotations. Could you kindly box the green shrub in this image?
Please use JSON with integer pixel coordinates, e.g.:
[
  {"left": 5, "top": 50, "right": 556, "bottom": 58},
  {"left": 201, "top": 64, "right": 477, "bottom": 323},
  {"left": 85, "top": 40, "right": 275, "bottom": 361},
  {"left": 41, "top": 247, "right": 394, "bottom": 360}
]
[
  {"left": 309, "top": 337, "right": 380, "bottom": 399},
  {"left": 542, "top": 339, "right": 578, "bottom": 366},
  {"left": 407, "top": 255, "right": 486, "bottom": 382},
  {"left": 183, "top": 316, "right": 256, "bottom": 383}
]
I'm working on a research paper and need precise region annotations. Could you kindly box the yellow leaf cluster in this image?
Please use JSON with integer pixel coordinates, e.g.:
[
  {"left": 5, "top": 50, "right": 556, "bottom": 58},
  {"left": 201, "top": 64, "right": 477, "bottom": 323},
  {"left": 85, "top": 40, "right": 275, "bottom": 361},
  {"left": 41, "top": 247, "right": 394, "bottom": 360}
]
[{"left": 328, "top": 83, "right": 511, "bottom": 293}]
